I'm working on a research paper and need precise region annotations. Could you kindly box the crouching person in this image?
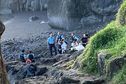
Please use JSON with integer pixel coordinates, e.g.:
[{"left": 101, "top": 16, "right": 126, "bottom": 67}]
[
  {"left": 19, "top": 49, "right": 26, "bottom": 62},
  {"left": 26, "top": 50, "right": 34, "bottom": 64}
]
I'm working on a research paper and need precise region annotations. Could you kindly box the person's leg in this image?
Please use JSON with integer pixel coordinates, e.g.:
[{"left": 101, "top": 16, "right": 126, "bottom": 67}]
[
  {"left": 49, "top": 44, "right": 53, "bottom": 56},
  {"left": 82, "top": 43, "right": 86, "bottom": 47},
  {"left": 62, "top": 48, "right": 64, "bottom": 54},
  {"left": 58, "top": 45, "right": 62, "bottom": 54},
  {"left": 53, "top": 44, "right": 57, "bottom": 55}
]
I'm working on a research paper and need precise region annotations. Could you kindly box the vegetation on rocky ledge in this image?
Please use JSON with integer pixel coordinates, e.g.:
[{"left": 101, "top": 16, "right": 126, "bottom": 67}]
[{"left": 74, "top": 0, "right": 126, "bottom": 83}]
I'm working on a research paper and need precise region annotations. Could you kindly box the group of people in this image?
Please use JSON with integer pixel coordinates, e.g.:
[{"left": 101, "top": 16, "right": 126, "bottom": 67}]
[
  {"left": 19, "top": 49, "right": 34, "bottom": 63},
  {"left": 47, "top": 32, "right": 88, "bottom": 56},
  {"left": 19, "top": 32, "right": 88, "bottom": 62}
]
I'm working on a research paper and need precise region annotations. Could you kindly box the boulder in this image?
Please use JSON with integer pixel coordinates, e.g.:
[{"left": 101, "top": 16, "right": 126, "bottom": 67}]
[
  {"left": 47, "top": 0, "right": 82, "bottom": 30},
  {"left": 82, "top": 77, "right": 105, "bottom": 84},
  {"left": 97, "top": 51, "right": 110, "bottom": 76},
  {"left": 59, "top": 77, "right": 80, "bottom": 84},
  {"left": 29, "top": 16, "right": 39, "bottom": 22},
  {"left": 35, "top": 67, "right": 48, "bottom": 76},
  {"left": 106, "top": 56, "right": 126, "bottom": 78},
  {"left": 7, "top": 64, "right": 48, "bottom": 82},
  {"left": 15, "top": 64, "right": 37, "bottom": 79}
]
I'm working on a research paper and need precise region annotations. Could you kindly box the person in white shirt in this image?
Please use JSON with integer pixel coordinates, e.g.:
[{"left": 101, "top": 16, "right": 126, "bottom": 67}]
[
  {"left": 71, "top": 39, "right": 79, "bottom": 51},
  {"left": 61, "top": 38, "right": 67, "bottom": 53}
]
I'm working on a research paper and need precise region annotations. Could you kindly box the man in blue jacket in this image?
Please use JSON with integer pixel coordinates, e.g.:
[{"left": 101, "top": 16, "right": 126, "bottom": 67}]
[{"left": 47, "top": 32, "right": 57, "bottom": 56}]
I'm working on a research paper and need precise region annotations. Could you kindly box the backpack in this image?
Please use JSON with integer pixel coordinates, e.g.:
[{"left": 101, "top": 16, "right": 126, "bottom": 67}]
[{"left": 28, "top": 54, "right": 34, "bottom": 60}]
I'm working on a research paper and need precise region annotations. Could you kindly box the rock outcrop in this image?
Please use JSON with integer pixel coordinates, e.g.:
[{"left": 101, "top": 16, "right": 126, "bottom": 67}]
[
  {"left": 0, "top": 21, "right": 9, "bottom": 84},
  {"left": 47, "top": 0, "right": 123, "bottom": 30},
  {"left": 0, "top": 0, "right": 48, "bottom": 14},
  {"left": 107, "top": 56, "right": 126, "bottom": 79}
]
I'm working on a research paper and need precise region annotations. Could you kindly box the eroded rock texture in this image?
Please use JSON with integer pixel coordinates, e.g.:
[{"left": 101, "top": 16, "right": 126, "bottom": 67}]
[
  {"left": 0, "top": 21, "right": 9, "bottom": 84},
  {"left": 0, "top": 0, "right": 48, "bottom": 14},
  {"left": 47, "top": 0, "right": 123, "bottom": 30}
]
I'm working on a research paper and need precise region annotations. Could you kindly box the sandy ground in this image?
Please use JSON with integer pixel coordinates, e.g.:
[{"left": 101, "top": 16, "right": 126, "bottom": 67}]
[{"left": 2, "top": 11, "right": 59, "bottom": 41}]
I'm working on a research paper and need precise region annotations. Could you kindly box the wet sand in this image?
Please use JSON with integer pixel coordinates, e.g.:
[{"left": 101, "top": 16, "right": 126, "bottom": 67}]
[{"left": 2, "top": 11, "right": 59, "bottom": 41}]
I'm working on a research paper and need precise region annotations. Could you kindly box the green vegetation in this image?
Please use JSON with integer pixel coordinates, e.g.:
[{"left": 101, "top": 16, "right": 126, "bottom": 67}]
[
  {"left": 116, "top": 0, "right": 126, "bottom": 26},
  {"left": 78, "top": 21, "right": 126, "bottom": 73},
  {"left": 73, "top": 0, "right": 126, "bottom": 83},
  {"left": 110, "top": 64, "right": 126, "bottom": 84}
]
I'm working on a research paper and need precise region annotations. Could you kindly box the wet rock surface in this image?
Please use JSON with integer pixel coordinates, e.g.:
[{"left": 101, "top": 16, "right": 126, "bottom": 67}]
[{"left": 2, "top": 33, "right": 105, "bottom": 84}]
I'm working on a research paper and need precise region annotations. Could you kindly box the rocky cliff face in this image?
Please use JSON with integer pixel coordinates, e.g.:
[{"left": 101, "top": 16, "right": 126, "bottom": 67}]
[
  {"left": 0, "top": 0, "right": 123, "bottom": 31},
  {"left": 0, "top": 0, "right": 48, "bottom": 14},
  {"left": 47, "top": 0, "right": 123, "bottom": 30}
]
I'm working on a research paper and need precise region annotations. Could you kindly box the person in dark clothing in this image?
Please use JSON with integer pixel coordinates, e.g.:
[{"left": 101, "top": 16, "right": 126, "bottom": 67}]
[
  {"left": 19, "top": 49, "right": 26, "bottom": 62},
  {"left": 56, "top": 32, "right": 64, "bottom": 43},
  {"left": 58, "top": 44, "right": 62, "bottom": 54},
  {"left": 47, "top": 32, "right": 57, "bottom": 56},
  {"left": 27, "top": 51, "right": 34, "bottom": 62},
  {"left": 71, "top": 32, "right": 79, "bottom": 43},
  {"left": 56, "top": 32, "right": 64, "bottom": 54},
  {"left": 81, "top": 34, "right": 88, "bottom": 47}
]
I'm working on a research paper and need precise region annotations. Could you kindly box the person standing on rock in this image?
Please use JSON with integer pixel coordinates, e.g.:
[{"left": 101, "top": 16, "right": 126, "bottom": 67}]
[
  {"left": 56, "top": 32, "right": 64, "bottom": 54},
  {"left": 71, "top": 32, "right": 79, "bottom": 43},
  {"left": 81, "top": 34, "right": 88, "bottom": 47},
  {"left": 47, "top": 32, "right": 57, "bottom": 56}
]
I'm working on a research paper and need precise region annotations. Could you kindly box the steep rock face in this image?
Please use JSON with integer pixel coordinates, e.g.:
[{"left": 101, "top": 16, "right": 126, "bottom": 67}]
[
  {"left": 0, "top": 21, "right": 9, "bottom": 84},
  {"left": 0, "top": 0, "right": 48, "bottom": 14},
  {"left": 47, "top": 0, "right": 123, "bottom": 30}
]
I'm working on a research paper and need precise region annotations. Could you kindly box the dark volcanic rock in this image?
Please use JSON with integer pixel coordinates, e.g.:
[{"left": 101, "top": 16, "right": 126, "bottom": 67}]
[
  {"left": 15, "top": 64, "right": 37, "bottom": 79},
  {"left": 46, "top": 69, "right": 64, "bottom": 79},
  {"left": 82, "top": 77, "right": 105, "bottom": 84},
  {"left": 7, "top": 64, "right": 48, "bottom": 83},
  {"left": 59, "top": 77, "right": 80, "bottom": 84},
  {"left": 107, "top": 56, "right": 126, "bottom": 79},
  {"left": 47, "top": 0, "right": 122, "bottom": 31},
  {"left": 35, "top": 67, "right": 48, "bottom": 76},
  {"left": 0, "top": 0, "right": 48, "bottom": 13}
]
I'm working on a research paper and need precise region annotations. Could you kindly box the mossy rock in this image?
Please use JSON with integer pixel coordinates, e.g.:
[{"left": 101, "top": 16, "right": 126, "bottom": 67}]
[
  {"left": 106, "top": 56, "right": 126, "bottom": 79},
  {"left": 116, "top": 0, "right": 126, "bottom": 26},
  {"left": 110, "top": 64, "right": 126, "bottom": 84},
  {"left": 77, "top": 21, "right": 126, "bottom": 73}
]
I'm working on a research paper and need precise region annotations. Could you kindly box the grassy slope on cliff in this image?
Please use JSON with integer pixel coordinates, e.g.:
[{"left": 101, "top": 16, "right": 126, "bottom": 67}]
[
  {"left": 79, "top": 21, "right": 126, "bottom": 73},
  {"left": 75, "top": 0, "right": 126, "bottom": 83}
]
